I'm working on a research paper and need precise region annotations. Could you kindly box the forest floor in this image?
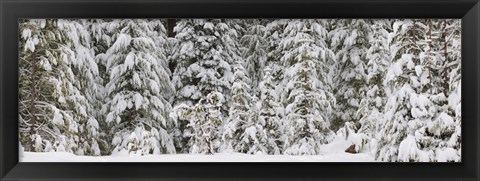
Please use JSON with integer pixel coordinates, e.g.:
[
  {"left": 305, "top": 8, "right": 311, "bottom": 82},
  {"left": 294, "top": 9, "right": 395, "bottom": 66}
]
[{"left": 21, "top": 136, "right": 376, "bottom": 162}]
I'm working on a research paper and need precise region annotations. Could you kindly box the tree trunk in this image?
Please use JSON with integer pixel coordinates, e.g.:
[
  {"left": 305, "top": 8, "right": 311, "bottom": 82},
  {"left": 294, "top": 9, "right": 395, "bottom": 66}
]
[
  {"left": 442, "top": 19, "right": 449, "bottom": 94},
  {"left": 167, "top": 19, "right": 177, "bottom": 75},
  {"left": 428, "top": 20, "right": 432, "bottom": 47},
  {"left": 127, "top": 109, "right": 133, "bottom": 128},
  {"left": 167, "top": 19, "right": 176, "bottom": 38},
  {"left": 412, "top": 20, "right": 419, "bottom": 64},
  {"left": 29, "top": 53, "right": 37, "bottom": 151}
]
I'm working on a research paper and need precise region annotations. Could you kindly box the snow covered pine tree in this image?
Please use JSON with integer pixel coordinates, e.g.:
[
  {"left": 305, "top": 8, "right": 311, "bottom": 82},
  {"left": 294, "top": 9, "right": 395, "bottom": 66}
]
[
  {"left": 102, "top": 19, "right": 175, "bottom": 155},
  {"left": 188, "top": 92, "right": 225, "bottom": 154},
  {"left": 279, "top": 20, "right": 335, "bottom": 155},
  {"left": 19, "top": 19, "right": 100, "bottom": 155},
  {"left": 378, "top": 19, "right": 461, "bottom": 162},
  {"left": 170, "top": 19, "right": 239, "bottom": 152}
]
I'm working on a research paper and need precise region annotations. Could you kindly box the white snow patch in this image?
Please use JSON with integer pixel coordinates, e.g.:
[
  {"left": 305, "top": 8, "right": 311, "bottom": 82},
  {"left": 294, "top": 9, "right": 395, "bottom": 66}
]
[{"left": 21, "top": 151, "right": 375, "bottom": 162}]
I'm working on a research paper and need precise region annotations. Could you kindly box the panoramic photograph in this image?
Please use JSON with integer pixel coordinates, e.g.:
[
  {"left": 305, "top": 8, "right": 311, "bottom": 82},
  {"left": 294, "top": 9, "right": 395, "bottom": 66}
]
[{"left": 18, "top": 19, "right": 461, "bottom": 162}]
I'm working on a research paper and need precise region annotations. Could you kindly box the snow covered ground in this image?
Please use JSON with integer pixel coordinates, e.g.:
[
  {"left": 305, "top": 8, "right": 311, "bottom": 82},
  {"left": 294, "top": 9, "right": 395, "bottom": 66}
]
[
  {"left": 21, "top": 152, "right": 374, "bottom": 162},
  {"left": 20, "top": 136, "right": 376, "bottom": 162}
]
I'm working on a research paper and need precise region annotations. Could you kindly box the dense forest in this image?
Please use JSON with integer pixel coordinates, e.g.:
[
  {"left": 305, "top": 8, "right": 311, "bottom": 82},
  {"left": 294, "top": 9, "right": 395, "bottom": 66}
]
[{"left": 19, "top": 19, "right": 461, "bottom": 162}]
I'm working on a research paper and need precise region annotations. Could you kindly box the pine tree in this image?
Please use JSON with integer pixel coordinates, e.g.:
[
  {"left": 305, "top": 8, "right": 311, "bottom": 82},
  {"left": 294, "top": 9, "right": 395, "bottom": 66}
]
[
  {"left": 227, "top": 19, "right": 247, "bottom": 57},
  {"left": 169, "top": 103, "right": 193, "bottom": 153},
  {"left": 90, "top": 19, "right": 120, "bottom": 154},
  {"left": 188, "top": 92, "right": 224, "bottom": 154},
  {"left": 258, "top": 66, "right": 283, "bottom": 154},
  {"left": 170, "top": 19, "right": 239, "bottom": 152},
  {"left": 239, "top": 19, "right": 268, "bottom": 93},
  {"left": 92, "top": 19, "right": 121, "bottom": 83},
  {"left": 235, "top": 96, "right": 270, "bottom": 154},
  {"left": 279, "top": 20, "right": 335, "bottom": 155},
  {"left": 103, "top": 19, "right": 175, "bottom": 155},
  {"left": 222, "top": 62, "right": 252, "bottom": 152},
  {"left": 19, "top": 19, "right": 83, "bottom": 153},
  {"left": 169, "top": 19, "right": 199, "bottom": 152},
  {"left": 57, "top": 19, "right": 104, "bottom": 155},
  {"left": 171, "top": 19, "right": 239, "bottom": 109},
  {"left": 411, "top": 19, "right": 462, "bottom": 162},
  {"left": 312, "top": 19, "right": 337, "bottom": 123},
  {"left": 265, "top": 19, "right": 289, "bottom": 86},
  {"left": 356, "top": 20, "right": 391, "bottom": 153},
  {"left": 377, "top": 19, "right": 452, "bottom": 162},
  {"left": 147, "top": 19, "right": 172, "bottom": 82},
  {"left": 330, "top": 19, "right": 371, "bottom": 131},
  {"left": 444, "top": 19, "right": 462, "bottom": 161},
  {"left": 377, "top": 19, "right": 425, "bottom": 161}
]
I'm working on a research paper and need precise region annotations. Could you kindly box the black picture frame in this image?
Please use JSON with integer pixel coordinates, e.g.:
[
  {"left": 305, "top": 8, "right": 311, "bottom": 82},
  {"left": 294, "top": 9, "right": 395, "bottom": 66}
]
[{"left": 1, "top": 0, "right": 479, "bottom": 180}]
